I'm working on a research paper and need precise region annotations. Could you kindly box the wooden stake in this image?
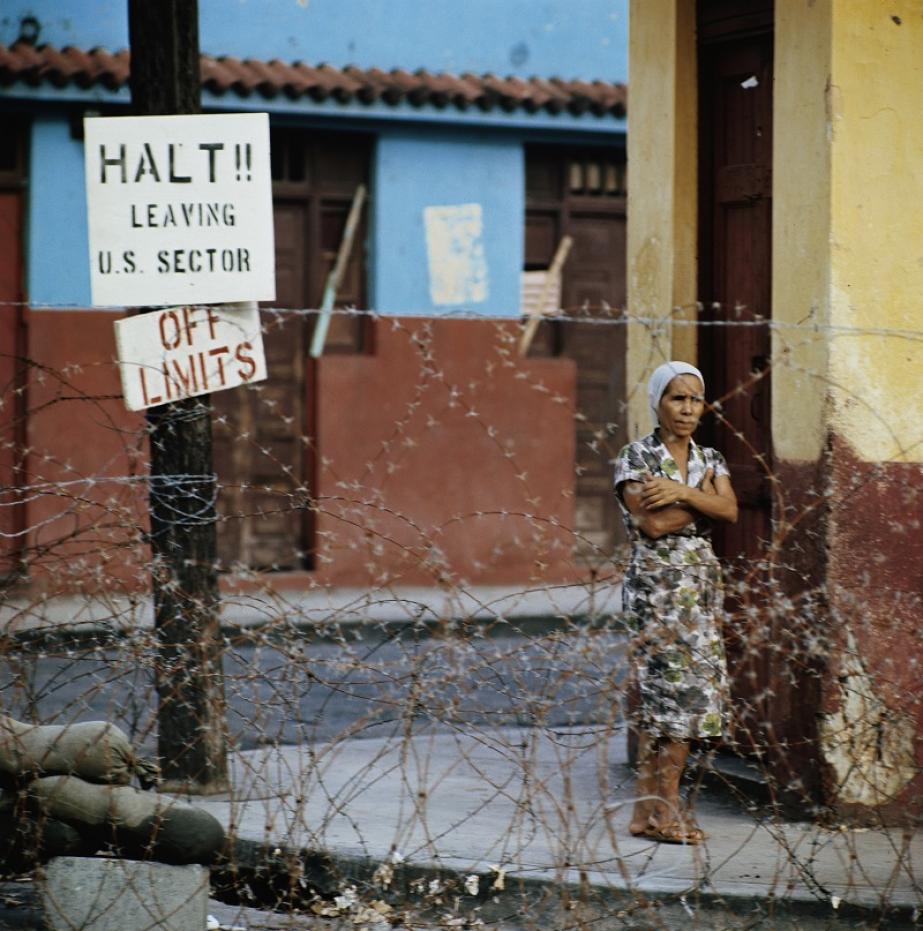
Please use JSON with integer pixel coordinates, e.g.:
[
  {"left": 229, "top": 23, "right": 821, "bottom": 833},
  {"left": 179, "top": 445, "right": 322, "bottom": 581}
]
[
  {"left": 518, "top": 235, "right": 573, "bottom": 356},
  {"left": 310, "top": 183, "right": 368, "bottom": 358}
]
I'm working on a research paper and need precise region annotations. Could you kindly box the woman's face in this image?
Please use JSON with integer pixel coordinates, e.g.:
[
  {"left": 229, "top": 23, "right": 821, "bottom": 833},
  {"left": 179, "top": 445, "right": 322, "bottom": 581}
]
[{"left": 657, "top": 374, "right": 705, "bottom": 440}]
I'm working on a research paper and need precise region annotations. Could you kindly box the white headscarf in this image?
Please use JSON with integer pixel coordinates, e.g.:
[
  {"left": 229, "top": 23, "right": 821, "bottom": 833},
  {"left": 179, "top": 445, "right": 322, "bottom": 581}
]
[{"left": 647, "top": 361, "right": 704, "bottom": 428}]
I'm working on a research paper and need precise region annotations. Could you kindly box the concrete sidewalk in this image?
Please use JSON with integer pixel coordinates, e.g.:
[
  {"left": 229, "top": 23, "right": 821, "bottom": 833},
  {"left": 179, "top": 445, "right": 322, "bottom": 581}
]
[
  {"left": 193, "top": 726, "right": 922, "bottom": 922},
  {"left": 0, "top": 583, "right": 621, "bottom": 637}
]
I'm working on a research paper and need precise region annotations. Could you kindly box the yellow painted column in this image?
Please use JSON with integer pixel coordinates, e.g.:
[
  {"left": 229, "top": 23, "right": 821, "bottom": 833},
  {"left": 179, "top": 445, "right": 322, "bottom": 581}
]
[
  {"left": 828, "top": 1, "right": 923, "bottom": 464},
  {"left": 771, "top": 0, "right": 831, "bottom": 464},
  {"left": 824, "top": 0, "right": 923, "bottom": 815},
  {"left": 626, "top": 0, "right": 698, "bottom": 437}
]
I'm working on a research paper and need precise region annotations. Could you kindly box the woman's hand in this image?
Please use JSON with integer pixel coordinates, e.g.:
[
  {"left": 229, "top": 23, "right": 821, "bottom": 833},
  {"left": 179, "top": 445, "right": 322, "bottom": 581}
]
[
  {"left": 620, "top": 478, "right": 694, "bottom": 539},
  {"left": 642, "top": 468, "right": 716, "bottom": 508},
  {"left": 688, "top": 468, "right": 738, "bottom": 524},
  {"left": 640, "top": 477, "right": 690, "bottom": 510},
  {"left": 700, "top": 468, "right": 716, "bottom": 496},
  {"left": 639, "top": 466, "right": 737, "bottom": 525},
  {"left": 619, "top": 467, "right": 736, "bottom": 540}
]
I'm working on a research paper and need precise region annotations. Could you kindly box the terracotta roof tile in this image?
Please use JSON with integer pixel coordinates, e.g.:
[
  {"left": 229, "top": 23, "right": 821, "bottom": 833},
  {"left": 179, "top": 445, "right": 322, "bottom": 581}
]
[{"left": 0, "top": 41, "right": 627, "bottom": 118}]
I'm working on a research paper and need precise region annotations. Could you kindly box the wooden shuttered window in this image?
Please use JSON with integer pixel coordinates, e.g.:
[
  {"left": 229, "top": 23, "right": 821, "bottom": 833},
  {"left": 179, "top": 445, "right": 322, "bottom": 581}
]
[{"left": 525, "top": 146, "right": 628, "bottom": 558}]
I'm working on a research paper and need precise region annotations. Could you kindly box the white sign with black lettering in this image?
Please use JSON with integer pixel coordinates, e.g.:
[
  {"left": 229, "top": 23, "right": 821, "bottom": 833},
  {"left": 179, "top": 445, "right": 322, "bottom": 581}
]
[
  {"left": 85, "top": 113, "right": 275, "bottom": 307},
  {"left": 114, "top": 304, "right": 267, "bottom": 411}
]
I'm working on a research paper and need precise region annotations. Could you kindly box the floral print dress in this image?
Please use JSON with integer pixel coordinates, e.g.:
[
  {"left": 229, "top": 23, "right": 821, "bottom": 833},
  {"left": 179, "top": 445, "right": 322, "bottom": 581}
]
[{"left": 613, "top": 431, "right": 730, "bottom": 741}]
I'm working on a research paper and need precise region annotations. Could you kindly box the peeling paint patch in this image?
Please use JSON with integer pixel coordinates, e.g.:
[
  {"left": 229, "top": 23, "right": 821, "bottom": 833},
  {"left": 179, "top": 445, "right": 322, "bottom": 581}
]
[
  {"left": 423, "top": 203, "right": 488, "bottom": 306},
  {"left": 819, "top": 629, "right": 916, "bottom": 808},
  {"left": 827, "top": 283, "right": 923, "bottom": 463}
]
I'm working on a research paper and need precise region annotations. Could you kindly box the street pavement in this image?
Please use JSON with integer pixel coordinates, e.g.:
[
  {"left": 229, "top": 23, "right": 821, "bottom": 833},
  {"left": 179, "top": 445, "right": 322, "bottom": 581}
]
[
  {"left": 9, "top": 724, "right": 913, "bottom": 929},
  {"left": 2, "top": 585, "right": 921, "bottom": 927},
  {"left": 0, "top": 630, "right": 629, "bottom": 751},
  {"left": 0, "top": 583, "right": 621, "bottom": 638},
  {"left": 190, "top": 725, "right": 922, "bottom": 925}
]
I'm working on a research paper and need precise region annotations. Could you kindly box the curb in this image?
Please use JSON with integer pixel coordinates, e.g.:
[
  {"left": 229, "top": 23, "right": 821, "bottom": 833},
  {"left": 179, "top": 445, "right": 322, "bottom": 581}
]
[
  {"left": 211, "top": 836, "right": 922, "bottom": 928},
  {"left": 4, "top": 611, "right": 613, "bottom": 654}
]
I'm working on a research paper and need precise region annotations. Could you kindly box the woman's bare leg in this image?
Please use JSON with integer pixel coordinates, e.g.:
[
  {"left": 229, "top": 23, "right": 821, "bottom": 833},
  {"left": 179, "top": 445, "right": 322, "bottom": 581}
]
[
  {"left": 647, "top": 739, "right": 705, "bottom": 841},
  {"left": 629, "top": 731, "right": 659, "bottom": 835},
  {"left": 652, "top": 739, "right": 689, "bottom": 825}
]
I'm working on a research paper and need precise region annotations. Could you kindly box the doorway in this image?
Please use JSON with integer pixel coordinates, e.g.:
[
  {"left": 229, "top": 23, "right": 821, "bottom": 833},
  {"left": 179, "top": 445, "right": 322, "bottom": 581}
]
[
  {"left": 697, "top": 0, "right": 775, "bottom": 750},
  {"left": 698, "top": 2, "right": 774, "bottom": 566}
]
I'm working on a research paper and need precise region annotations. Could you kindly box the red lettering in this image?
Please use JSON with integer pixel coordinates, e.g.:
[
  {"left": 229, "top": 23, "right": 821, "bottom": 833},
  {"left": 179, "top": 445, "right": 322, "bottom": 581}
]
[
  {"left": 138, "top": 367, "right": 162, "bottom": 406},
  {"left": 198, "top": 350, "right": 209, "bottom": 388},
  {"left": 208, "top": 345, "right": 230, "bottom": 385},
  {"left": 170, "top": 355, "right": 198, "bottom": 396},
  {"left": 158, "top": 310, "right": 181, "bottom": 350},
  {"left": 235, "top": 341, "right": 257, "bottom": 381},
  {"left": 206, "top": 307, "right": 220, "bottom": 339},
  {"left": 161, "top": 361, "right": 173, "bottom": 400},
  {"left": 181, "top": 307, "right": 198, "bottom": 346}
]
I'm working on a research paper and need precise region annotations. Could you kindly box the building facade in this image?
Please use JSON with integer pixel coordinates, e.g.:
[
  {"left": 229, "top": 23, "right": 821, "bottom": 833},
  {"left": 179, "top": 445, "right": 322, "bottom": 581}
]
[
  {"left": 628, "top": 0, "right": 922, "bottom": 823},
  {"left": 0, "top": 1, "right": 629, "bottom": 595}
]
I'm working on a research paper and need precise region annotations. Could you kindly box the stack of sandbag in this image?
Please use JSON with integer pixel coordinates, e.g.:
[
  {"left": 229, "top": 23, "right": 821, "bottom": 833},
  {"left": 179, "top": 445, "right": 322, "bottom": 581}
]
[
  {"left": 26, "top": 775, "right": 226, "bottom": 864},
  {"left": 0, "top": 715, "right": 160, "bottom": 789},
  {"left": 0, "top": 714, "right": 224, "bottom": 870}
]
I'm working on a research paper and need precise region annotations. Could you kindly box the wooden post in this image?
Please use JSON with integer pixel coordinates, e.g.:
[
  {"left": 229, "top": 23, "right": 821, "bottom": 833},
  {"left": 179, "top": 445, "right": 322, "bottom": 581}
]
[
  {"left": 128, "top": 0, "right": 229, "bottom": 793},
  {"left": 310, "top": 183, "right": 368, "bottom": 358},
  {"left": 518, "top": 235, "right": 573, "bottom": 356}
]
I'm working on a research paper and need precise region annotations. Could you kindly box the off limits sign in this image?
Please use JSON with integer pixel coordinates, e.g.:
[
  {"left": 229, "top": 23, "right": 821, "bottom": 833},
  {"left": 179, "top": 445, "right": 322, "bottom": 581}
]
[
  {"left": 84, "top": 112, "right": 275, "bottom": 306},
  {"left": 115, "top": 304, "right": 267, "bottom": 411}
]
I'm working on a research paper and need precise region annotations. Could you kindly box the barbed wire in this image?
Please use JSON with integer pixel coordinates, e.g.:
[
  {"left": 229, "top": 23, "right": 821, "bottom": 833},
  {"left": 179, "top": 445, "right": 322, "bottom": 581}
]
[
  {"left": 3, "top": 298, "right": 923, "bottom": 340},
  {"left": 0, "top": 307, "right": 920, "bottom": 929}
]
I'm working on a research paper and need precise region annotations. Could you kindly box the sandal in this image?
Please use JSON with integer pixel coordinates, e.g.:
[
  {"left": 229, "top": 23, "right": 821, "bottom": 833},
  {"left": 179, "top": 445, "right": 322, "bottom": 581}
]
[{"left": 633, "top": 819, "right": 707, "bottom": 845}]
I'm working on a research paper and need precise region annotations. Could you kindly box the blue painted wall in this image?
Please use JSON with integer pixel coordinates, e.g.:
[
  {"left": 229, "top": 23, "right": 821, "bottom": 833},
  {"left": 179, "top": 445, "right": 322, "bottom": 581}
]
[
  {"left": 8, "top": 0, "right": 626, "bottom": 312},
  {"left": 25, "top": 121, "right": 529, "bottom": 313},
  {"left": 28, "top": 113, "right": 92, "bottom": 306},
  {"left": 372, "top": 130, "right": 524, "bottom": 316},
  {"left": 0, "top": 0, "right": 627, "bottom": 82}
]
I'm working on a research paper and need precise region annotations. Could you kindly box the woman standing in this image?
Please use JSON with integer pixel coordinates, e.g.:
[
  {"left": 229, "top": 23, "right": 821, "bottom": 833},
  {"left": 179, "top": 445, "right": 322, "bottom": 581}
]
[{"left": 613, "top": 361, "right": 738, "bottom": 844}]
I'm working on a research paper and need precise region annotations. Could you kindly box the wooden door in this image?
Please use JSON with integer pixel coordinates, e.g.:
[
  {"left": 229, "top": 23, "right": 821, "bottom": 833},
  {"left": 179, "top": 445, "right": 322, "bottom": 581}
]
[
  {"left": 525, "top": 147, "right": 627, "bottom": 560},
  {"left": 213, "top": 204, "right": 311, "bottom": 571},
  {"left": 699, "top": 32, "right": 773, "bottom": 567},
  {"left": 0, "top": 124, "right": 26, "bottom": 582},
  {"left": 698, "top": 2, "right": 774, "bottom": 750},
  {"left": 213, "top": 131, "right": 370, "bottom": 571}
]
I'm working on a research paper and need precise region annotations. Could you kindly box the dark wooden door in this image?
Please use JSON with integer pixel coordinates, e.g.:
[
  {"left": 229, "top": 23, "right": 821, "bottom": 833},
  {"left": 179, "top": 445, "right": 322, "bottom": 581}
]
[
  {"left": 213, "top": 204, "right": 312, "bottom": 571},
  {"left": 698, "top": 3, "right": 774, "bottom": 751},
  {"left": 0, "top": 124, "right": 26, "bottom": 582},
  {"left": 525, "top": 147, "right": 627, "bottom": 560},
  {"left": 699, "top": 32, "right": 773, "bottom": 567},
  {"left": 213, "top": 131, "right": 369, "bottom": 571}
]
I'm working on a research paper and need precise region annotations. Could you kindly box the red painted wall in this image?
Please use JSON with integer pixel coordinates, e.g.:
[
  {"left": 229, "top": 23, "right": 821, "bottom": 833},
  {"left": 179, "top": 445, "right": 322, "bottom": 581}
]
[
  {"left": 17, "top": 311, "right": 578, "bottom": 595},
  {"left": 314, "top": 318, "right": 577, "bottom": 587},
  {"left": 0, "top": 192, "right": 25, "bottom": 576},
  {"left": 826, "top": 436, "right": 923, "bottom": 822},
  {"left": 765, "top": 443, "right": 923, "bottom": 824},
  {"left": 22, "top": 309, "right": 149, "bottom": 592}
]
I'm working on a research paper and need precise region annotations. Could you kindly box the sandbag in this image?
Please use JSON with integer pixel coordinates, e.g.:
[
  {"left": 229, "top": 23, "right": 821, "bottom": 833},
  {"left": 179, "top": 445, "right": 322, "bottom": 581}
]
[
  {"left": 27, "top": 775, "right": 225, "bottom": 865},
  {"left": 0, "top": 789, "right": 96, "bottom": 871},
  {"left": 0, "top": 715, "right": 160, "bottom": 788}
]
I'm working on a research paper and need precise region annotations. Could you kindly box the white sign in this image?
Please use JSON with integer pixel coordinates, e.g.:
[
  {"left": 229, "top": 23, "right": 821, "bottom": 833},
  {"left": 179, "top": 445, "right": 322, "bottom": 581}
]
[
  {"left": 85, "top": 113, "right": 275, "bottom": 307},
  {"left": 114, "top": 304, "right": 267, "bottom": 411}
]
